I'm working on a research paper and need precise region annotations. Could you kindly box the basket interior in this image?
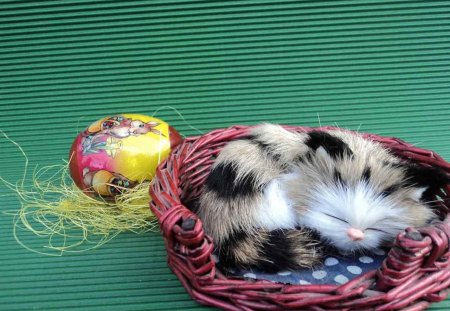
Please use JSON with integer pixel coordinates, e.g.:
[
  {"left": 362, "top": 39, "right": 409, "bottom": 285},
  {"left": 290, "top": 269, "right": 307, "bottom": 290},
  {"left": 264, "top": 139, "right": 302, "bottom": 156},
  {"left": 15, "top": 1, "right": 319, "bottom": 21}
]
[
  {"left": 173, "top": 127, "right": 450, "bottom": 284},
  {"left": 149, "top": 125, "right": 450, "bottom": 310}
]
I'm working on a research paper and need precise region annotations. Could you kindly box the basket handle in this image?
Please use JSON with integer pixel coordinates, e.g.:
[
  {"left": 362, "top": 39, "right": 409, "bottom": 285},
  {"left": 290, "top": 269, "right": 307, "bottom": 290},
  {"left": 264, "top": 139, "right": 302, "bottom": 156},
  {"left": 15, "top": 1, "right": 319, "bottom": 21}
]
[
  {"left": 376, "top": 214, "right": 450, "bottom": 291},
  {"left": 156, "top": 202, "right": 216, "bottom": 280}
]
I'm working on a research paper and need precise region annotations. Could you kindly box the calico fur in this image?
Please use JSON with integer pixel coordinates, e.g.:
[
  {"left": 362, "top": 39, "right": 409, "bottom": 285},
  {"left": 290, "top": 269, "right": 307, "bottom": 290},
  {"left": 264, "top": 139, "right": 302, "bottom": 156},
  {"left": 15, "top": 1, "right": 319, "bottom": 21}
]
[{"left": 198, "top": 124, "right": 449, "bottom": 271}]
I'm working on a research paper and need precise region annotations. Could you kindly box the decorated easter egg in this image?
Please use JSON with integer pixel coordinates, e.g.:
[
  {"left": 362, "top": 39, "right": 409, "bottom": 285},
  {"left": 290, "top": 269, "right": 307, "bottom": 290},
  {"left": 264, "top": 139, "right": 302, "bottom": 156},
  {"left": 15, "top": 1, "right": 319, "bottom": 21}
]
[{"left": 69, "top": 114, "right": 183, "bottom": 199}]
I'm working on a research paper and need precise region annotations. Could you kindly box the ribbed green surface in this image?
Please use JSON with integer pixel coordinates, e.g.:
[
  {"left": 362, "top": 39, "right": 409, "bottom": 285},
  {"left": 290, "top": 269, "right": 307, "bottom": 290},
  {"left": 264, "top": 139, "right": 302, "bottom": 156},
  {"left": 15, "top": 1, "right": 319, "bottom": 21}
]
[{"left": 1, "top": 1, "right": 449, "bottom": 310}]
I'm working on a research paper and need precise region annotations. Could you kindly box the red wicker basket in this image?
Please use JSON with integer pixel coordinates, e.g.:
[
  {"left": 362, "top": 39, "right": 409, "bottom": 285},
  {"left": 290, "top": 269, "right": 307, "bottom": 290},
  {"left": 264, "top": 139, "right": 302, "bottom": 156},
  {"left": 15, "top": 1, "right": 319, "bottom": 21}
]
[{"left": 150, "top": 125, "right": 450, "bottom": 311}]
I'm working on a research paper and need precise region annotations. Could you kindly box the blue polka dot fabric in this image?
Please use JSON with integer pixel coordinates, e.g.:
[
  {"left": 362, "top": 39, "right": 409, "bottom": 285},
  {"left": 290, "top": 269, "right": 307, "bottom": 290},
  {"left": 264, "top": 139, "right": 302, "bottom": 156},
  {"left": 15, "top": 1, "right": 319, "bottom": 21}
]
[{"left": 224, "top": 248, "right": 388, "bottom": 285}]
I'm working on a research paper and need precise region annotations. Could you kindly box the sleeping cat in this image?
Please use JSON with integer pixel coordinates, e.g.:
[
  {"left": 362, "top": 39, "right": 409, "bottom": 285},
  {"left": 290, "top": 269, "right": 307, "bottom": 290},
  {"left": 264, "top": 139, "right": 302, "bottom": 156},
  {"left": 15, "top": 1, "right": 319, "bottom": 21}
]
[{"left": 197, "top": 124, "right": 449, "bottom": 272}]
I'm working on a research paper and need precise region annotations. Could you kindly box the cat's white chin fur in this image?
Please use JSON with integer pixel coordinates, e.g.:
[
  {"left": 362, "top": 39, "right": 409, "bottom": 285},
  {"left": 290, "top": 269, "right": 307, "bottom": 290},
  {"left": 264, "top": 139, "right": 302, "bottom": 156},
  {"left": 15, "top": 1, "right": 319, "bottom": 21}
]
[
  {"left": 302, "top": 181, "right": 415, "bottom": 252},
  {"left": 257, "top": 174, "right": 417, "bottom": 253}
]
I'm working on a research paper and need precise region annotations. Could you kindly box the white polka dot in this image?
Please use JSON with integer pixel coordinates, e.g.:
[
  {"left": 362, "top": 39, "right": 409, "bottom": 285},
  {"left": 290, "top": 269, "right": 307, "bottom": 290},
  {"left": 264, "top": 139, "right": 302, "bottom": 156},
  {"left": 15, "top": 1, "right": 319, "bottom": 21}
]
[
  {"left": 312, "top": 270, "right": 327, "bottom": 279},
  {"left": 373, "top": 248, "right": 386, "bottom": 256},
  {"left": 324, "top": 257, "right": 339, "bottom": 266},
  {"left": 359, "top": 256, "right": 374, "bottom": 264},
  {"left": 347, "top": 266, "right": 362, "bottom": 275},
  {"left": 299, "top": 280, "right": 311, "bottom": 285},
  {"left": 277, "top": 271, "right": 292, "bottom": 276},
  {"left": 334, "top": 274, "right": 349, "bottom": 284},
  {"left": 243, "top": 273, "right": 256, "bottom": 279}
]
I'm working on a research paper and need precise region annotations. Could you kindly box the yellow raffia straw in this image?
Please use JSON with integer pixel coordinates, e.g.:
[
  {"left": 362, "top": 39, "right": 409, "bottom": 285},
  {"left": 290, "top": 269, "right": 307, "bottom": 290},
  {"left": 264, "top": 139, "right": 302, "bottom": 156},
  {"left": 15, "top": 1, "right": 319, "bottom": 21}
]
[
  {"left": 1, "top": 108, "right": 200, "bottom": 255},
  {"left": 1, "top": 131, "right": 156, "bottom": 256},
  {"left": 151, "top": 105, "right": 204, "bottom": 135}
]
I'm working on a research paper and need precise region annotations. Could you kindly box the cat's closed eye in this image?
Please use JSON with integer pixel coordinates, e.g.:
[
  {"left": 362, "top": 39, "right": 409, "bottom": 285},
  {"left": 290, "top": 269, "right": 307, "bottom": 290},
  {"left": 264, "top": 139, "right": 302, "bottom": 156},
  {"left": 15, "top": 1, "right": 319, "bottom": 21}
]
[{"left": 322, "top": 212, "right": 348, "bottom": 224}]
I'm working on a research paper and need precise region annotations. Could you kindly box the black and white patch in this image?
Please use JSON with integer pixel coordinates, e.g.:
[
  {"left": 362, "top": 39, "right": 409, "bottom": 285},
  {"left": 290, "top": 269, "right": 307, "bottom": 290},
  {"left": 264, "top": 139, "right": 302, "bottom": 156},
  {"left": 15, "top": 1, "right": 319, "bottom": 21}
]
[
  {"left": 306, "top": 131, "right": 354, "bottom": 159},
  {"left": 257, "top": 229, "right": 322, "bottom": 272},
  {"left": 402, "top": 164, "right": 449, "bottom": 201},
  {"left": 361, "top": 167, "right": 371, "bottom": 183},
  {"left": 247, "top": 135, "right": 282, "bottom": 161},
  {"left": 204, "top": 162, "right": 260, "bottom": 199}
]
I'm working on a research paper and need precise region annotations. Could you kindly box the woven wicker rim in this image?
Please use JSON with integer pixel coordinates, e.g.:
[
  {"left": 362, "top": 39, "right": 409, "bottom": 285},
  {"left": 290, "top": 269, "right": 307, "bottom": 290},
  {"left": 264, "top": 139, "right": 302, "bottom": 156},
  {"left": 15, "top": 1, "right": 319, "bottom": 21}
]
[{"left": 150, "top": 125, "right": 450, "bottom": 311}]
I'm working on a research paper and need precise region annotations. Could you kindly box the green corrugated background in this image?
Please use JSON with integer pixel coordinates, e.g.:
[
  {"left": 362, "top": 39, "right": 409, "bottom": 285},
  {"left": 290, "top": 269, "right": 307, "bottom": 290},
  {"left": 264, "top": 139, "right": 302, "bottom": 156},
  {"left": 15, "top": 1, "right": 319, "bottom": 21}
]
[{"left": 1, "top": 1, "right": 449, "bottom": 310}]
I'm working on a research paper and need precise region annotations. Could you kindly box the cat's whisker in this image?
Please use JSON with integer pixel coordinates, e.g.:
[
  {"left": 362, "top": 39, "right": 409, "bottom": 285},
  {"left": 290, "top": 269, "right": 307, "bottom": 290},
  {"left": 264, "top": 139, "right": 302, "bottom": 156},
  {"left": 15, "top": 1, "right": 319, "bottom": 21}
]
[
  {"left": 423, "top": 199, "right": 444, "bottom": 204},
  {"left": 366, "top": 228, "right": 390, "bottom": 234},
  {"left": 316, "top": 113, "right": 322, "bottom": 127},
  {"left": 356, "top": 123, "right": 363, "bottom": 133}
]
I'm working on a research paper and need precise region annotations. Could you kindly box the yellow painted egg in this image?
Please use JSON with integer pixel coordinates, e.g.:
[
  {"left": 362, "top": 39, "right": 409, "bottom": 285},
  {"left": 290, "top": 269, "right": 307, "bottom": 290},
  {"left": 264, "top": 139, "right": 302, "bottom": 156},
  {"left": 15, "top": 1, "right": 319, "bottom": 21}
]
[{"left": 69, "top": 114, "right": 183, "bottom": 199}]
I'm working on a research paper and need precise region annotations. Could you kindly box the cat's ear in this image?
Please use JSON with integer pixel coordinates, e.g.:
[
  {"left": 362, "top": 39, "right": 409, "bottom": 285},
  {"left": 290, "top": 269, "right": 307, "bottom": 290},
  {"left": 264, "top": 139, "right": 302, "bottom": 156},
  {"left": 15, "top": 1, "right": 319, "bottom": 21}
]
[
  {"left": 402, "top": 164, "right": 449, "bottom": 200},
  {"left": 410, "top": 187, "right": 428, "bottom": 201},
  {"left": 316, "top": 146, "right": 334, "bottom": 163},
  {"left": 305, "top": 131, "right": 353, "bottom": 160}
]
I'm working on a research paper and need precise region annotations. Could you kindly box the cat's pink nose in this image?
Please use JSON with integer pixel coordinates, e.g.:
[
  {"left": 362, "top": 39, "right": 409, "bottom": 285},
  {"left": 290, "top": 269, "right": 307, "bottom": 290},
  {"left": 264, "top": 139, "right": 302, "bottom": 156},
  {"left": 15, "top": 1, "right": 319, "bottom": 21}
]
[{"left": 347, "top": 228, "right": 364, "bottom": 241}]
